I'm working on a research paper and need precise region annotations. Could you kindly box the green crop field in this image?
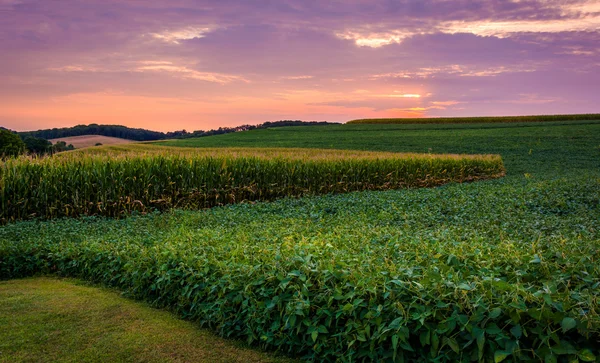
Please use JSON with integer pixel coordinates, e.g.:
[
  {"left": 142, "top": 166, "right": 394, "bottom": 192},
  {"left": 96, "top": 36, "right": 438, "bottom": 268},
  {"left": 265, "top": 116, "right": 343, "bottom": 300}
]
[
  {"left": 346, "top": 114, "right": 600, "bottom": 124},
  {"left": 155, "top": 120, "right": 599, "bottom": 175},
  {"left": 2, "top": 119, "right": 600, "bottom": 362}
]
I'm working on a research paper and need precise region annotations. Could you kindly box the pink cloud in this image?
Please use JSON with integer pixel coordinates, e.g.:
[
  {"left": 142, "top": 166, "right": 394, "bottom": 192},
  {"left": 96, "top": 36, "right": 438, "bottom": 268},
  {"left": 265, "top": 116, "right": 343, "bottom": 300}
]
[{"left": 0, "top": 0, "right": 598, "bottom": 131}]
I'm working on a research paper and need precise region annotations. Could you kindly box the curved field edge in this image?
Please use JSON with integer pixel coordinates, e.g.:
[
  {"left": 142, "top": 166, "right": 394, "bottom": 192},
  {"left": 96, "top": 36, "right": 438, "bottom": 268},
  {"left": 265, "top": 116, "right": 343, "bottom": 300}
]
[
  {"left": 0, "top": 277, "right": 294, "bottom": 363},
  {"left": 64, "top": 144, "right": 498, "bottom": 161},
  {"left": 0, "top": 146, "right": 504, "bottom": 222},
  {"left": 1, "top": 175, "right": 598, "bottom": 362},
  {"left": 347, "top": 114, "right": 600, "bottom": 124}
]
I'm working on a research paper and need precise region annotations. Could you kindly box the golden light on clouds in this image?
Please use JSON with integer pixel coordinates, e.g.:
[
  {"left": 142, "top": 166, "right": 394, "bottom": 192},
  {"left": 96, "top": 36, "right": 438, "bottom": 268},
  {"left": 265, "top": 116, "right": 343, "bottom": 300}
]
[
  {"left": 338, "top": 1, "right": 600, "bottom": 49},
  {"left": 150, "top": 27, "right": 215, "bottom": 44},
  {"left": 1, "top": 0, "right": 598, "bottom": 131},
  {"left": 440, "top": 17, "right": 600, "bottom": 38},
  {"left": 336, "top": 30, "right": 415, "bottom": 47}
]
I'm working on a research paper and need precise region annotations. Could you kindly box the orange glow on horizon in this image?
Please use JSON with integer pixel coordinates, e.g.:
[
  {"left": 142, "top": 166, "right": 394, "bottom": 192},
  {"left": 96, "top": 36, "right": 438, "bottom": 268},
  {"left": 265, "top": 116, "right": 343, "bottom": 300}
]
[
  {"left": 2, "top": 90, "right": 429, "bottom": 132},
  {"left": 2, "top": 1, "right": 598, "bottom": 132}
]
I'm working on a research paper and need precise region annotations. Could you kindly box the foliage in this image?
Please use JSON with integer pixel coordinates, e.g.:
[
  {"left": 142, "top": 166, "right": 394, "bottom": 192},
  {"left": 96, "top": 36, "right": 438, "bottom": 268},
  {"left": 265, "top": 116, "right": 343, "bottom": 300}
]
[
  {"left": 0, "top": 129, "right": 26, "bottom": 158},
  {"left": 1, "top": 174, "right": 598, "bottom": 362},
  {"left": 2, "top": 120, "right": 599, "bottom": 361},
  {"left": 19, "top": 124, "right": 169, "bottom": 141},
  {"left": 347, "top": 114, "right": 600, "bottom": 124},
  {"left": 175, "top": 121, "right": 337, "bottom": 139},
  {"left": 0, "top": 145, "right": 504, "bottom": 222},
  {"left": 17, "top": 120, "right": 338, "bottom": 142},
  {"left": 22, "top": 136, "right": 52, "bottom": 155},
  {"left": 52, "top": 140, "right": 75, "bottom": 152}
]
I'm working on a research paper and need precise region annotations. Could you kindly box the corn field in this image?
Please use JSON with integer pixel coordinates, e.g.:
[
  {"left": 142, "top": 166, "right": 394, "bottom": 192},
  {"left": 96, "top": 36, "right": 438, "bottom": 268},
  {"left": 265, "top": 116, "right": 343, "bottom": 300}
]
[{"left": 0, "top": 145, "right": 505, "bottom": 222}]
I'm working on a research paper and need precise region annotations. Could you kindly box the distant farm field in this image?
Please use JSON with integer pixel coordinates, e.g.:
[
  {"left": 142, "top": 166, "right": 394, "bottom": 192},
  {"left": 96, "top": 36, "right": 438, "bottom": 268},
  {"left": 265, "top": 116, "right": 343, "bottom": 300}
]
[
  {"left": 347, "top": 113, "right": 600, "bottom": 124},
  {"left": 49, "top": 135, "right": 134, "bottom": 148},
  {"left": 2, "top": 119, "right": 600, "bottom": 362},
  {"left": 156, "top": 119, "right": 600, "bottom": 176}
]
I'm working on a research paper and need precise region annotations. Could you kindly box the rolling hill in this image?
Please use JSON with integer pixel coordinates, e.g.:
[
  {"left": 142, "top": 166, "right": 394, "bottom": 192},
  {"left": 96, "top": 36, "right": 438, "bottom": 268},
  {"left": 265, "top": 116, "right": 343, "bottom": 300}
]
[{"left": 49, "top": 135, "right": 134, "bottom": 148}]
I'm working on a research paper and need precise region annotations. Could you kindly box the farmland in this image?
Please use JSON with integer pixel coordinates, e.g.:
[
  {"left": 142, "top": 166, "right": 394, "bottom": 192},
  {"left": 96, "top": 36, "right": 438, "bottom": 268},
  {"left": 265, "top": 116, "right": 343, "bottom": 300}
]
[
  {"left": 346, "top": 114, "right": 600, "bottom": 124},
  {"left": 0, "top": 146, "right": 503, "bottom": 222},
  {"left": 48, "top": 135, "right": 134, "bottom": 148},
  {"left": 1, "top": 119, "right": 600, "bottom": 361}
]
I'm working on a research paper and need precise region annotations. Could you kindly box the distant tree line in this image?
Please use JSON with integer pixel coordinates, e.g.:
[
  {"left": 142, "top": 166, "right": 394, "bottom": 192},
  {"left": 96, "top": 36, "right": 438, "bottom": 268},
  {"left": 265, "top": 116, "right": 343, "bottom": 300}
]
[
  {"left": 18, "top": 124, "right": 167, "bottom": 141},
  {"left": 16, "top": 120, "right": 337, "bottom": 141},
  {"left": 1, "top": 121, "right": 336, "bottom": 158},
  {"left": 173, "top": 120, "right": 336, "bottom": 139},
  {"left": 0, "top": 129, "right": 74, "bottom": 158}
]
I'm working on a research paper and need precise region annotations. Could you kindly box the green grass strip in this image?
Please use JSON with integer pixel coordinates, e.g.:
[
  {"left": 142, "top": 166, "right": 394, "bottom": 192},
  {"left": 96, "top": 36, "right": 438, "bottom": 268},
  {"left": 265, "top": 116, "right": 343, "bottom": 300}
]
[{"left": 0, "top": 277, "right": 293, "bottom": 362}]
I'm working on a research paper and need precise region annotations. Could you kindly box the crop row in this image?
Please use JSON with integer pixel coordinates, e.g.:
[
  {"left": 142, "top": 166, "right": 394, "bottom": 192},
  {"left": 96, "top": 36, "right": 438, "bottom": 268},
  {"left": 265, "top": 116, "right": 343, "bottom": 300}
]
[
  {"left": 0, "top": 146, "right": 504, "bottom": 222},
  {"left": 347, "top": 114, "right": 600, "bottom": 124}
]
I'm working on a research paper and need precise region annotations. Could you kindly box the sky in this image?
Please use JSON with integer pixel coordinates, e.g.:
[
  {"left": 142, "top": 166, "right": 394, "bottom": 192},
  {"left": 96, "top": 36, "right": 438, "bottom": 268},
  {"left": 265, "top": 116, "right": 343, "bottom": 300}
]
[{"left": 1, "top": 0, "right": 599, "bottom": 132}]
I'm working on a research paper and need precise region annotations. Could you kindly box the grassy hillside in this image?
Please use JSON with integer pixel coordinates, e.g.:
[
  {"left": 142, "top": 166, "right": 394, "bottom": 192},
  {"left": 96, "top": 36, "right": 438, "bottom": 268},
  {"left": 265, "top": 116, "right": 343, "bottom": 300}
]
[
  {"left": 49, "top": 135, "right": 134, "bottom": 148},
  {"left": 0, "top": 277, "right": 293, "bottom": 362},
  {"left": 347, "top": 114, "right": 600, "bottom": 124},
  {"left": 2, "top": 120, "right": 599, "bottom": 361}
]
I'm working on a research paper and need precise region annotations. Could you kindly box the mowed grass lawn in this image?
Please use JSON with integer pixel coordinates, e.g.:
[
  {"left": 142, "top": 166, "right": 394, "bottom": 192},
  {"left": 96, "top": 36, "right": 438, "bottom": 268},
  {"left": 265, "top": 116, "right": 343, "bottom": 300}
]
[
  {"left": 0, "top": 277, "right": 294, "bottom": 363},
  {"left": 2, "top": 119, "right": 599, "bottom": 361}
]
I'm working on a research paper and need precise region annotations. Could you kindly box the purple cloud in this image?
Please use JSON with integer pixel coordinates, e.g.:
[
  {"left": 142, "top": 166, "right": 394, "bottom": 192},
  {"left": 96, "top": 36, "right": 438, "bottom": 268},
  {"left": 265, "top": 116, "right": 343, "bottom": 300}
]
[{"left": 0, "top": 0, "right": 598, "bottom": 131}]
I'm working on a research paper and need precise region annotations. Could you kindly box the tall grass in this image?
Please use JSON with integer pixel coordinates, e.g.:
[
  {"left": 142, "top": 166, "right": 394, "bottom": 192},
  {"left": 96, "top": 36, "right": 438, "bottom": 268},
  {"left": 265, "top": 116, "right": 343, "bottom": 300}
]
[
  {"left": 347, "top": 113, "right": 600, "bottom": 124},
  {"left": 0, "top": 146, "right": 504, "bottom": 222}
]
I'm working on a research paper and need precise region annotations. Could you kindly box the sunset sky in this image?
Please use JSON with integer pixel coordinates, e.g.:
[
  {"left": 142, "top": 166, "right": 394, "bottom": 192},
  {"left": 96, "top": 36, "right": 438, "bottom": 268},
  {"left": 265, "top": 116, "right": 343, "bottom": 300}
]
[{"left": 1, "top": 0, "right": 599, "bottom": 132}]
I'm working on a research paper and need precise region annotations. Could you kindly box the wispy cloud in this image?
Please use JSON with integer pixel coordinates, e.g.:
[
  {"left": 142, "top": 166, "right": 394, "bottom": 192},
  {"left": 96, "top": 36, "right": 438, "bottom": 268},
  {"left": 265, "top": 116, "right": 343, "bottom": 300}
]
[
  {"left": 336, "top": 29, "right": 418, "bottom": 48},
  {"left": 431, "top": 100, "right": 463, "bottom": 106},
  {"left": 150, "top": 27, "right": 216, "bottom": 44},
  {"left": 48, "top": 65, "right": 102, "bottom": 72},
  {"left": 47, "top": 60, "right": 247, "bottom": 84},
  {"left": 136, "top": 61, "right": 247, "bottom": 84},
  {"left": 439, "top": 17, "right": 600, "bottom": 38},
  {"left": 336, "top": 1, "right": 600, "bottom": 48},
  {"left": 371, "top": 63, "right": 542, "bottom": 79},
  {"left": 380, "top": 93, "right": 422, "bottom": 98},
  {"left": 279, "top": 75, "right": 314, "bottom": 80}
]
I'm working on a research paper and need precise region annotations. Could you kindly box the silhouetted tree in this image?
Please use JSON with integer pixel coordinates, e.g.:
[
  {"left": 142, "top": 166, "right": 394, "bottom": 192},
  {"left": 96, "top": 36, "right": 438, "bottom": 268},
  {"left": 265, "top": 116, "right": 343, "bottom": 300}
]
[
  {"left": 52, "top": 141, "right": 75, "bottom": 152},
  {"left": 0, "top": 129, "right": 26, "bottom": 158},
  {"left": 23, "top": 136, "right": 52, "bottom": 155}
]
